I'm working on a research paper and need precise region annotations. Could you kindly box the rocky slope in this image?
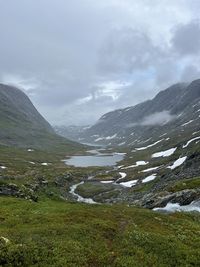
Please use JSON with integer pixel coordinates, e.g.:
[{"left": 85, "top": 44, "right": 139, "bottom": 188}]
[
  {"left": 67, "top": 79, "right": 200, "bottom": 147},
  {"left": 55, "top": 79, "right": 200, "bottom": 208},
  {"left": 0, "top": 83, "right": 83, "bottom": 151}
]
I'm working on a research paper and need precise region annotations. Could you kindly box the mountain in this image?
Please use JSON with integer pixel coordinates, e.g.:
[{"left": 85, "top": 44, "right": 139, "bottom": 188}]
[
  {"left": 55, "top": 79, "right": 200, "bottom": 206},
  {"left": 73, "top": 79, "right": 200, "bottom": 147},
  {"left": 0, "top": 83, "right": 84, "bottom": 151},
  {"left": 54, "top": 125, "right": 90, "bottom": 143}
]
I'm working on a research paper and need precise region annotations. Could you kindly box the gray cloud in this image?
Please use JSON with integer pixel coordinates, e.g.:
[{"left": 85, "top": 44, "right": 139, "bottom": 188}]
[
  {"left": 98, "top": 28, "right": 159, "bottom": 74},
  {"left": 140, "top": 111, "right": 177, "bottom": 126},
  {"left": 0, "top": 1, "right": 200, "bottom": 126},
  {"left": 171, "top": 21, "right": 200, "bottom": 55}
]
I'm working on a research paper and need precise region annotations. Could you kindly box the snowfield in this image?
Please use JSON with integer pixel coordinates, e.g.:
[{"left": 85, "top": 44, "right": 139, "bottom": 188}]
[
  {"left": 152, "top": 147, "right": 177, "bottom": 158},
  {"left": 141, "top": 166, "right": 160, "bottom": 173},
  {"left": 135, "top": 139, "right": 164, "bottom": 151},
  {"left": 167, "top": 156, "right": 187, "bottom": 170},
  {"left": 120, "top": 180, "right": 138, "bottom": 187},
  {"left": 118, "top": 172, "right": 127, "bottom": 179},
  {"left": 181, "top": 120, "right": 194, "bottom": 127},
  {"left": 142, "top": 174, "right": 157, "bottom": 183},
  {"left": 122, "top": 161, "right": 149, "bottom": 169},
  {"left": 183, "top": 136, "right": 200, "bottom": 148}
]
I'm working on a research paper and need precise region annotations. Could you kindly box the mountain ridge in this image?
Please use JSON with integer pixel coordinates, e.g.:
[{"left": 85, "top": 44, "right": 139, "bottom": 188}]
[
  {"left": 0, "top": 83, "right": 84, "bottom": 151},
  {"left": 57, "top": 79, "right": 200, "bottom": 147}
]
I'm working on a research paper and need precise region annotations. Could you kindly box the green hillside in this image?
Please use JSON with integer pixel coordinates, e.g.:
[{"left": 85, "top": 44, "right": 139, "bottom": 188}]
[{"left": 0, "top": 84, "right": 85, "bottom": 152}]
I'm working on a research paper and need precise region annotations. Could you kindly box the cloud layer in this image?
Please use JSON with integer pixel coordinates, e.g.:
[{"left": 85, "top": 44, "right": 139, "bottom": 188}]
[{"left": 0, "top": 0, "right": 200, "bottom": 125}]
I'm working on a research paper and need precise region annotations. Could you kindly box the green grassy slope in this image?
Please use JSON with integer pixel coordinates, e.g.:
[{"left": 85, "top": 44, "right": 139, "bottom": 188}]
[
  {"left": 0, "top": 197, "right": 200, "bottom": 267},
  {"left": 0, "top": 84, "right": 85, "bottom": 152},
  {"left": 0, "top": 145, "right": 200, "bottom": 267}
]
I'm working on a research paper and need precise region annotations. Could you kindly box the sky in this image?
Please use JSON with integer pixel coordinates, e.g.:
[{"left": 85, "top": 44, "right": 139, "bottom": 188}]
[{"left": 0, "top": 0, "right": 200, "bottom": 126}]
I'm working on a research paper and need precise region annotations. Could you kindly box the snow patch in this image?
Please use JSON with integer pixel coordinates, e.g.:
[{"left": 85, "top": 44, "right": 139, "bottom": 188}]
[
  {"left": 183, "top": 137, "right": 200, "bottom": 148},
  {"left": 105, "top": 134, "right": 117, "bottom": 140},
  {"left": 122, "top": 161, "right": 148, "bottom": 169},
  {"left": 141, "top": 166, "right": 160, "bottom": 173},
  {"left": 135, "top": 139, "right": 164, "bottom": 151},
  {"left": 181, "top": 120, "right": 194, "bottom": 127},
  {"left": 41, "top": 163, "right": 51, "bottom": 166},
  {"left": 167, "top": 156, "right": 187, "bottom": 170},
  {"left": 119, "top": 172, "right": 127, "bottom": 179},
  {"left": 152, "top": 147, "right": 177, "bottom": 158},
  {"left": 118, "top": 142, "right": 126, "bottom": 146},
  {"left": 142, "top": 174, "right": 157, "bottom": 183},
  {"left": 0, "top": 166, "right": 7, "bottom": 169},
  {"left": 120, "top": 180, "right": 138, "bottom": 187}
]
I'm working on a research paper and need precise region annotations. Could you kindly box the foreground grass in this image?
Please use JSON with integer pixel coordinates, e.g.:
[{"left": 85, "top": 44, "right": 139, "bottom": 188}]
[{"left": 0, "top": 197, "right": 200, "bottom": 267}]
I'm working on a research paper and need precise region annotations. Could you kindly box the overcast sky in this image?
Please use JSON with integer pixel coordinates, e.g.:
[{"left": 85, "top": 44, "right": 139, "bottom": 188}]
[{"left": 1, "top": 0, "right": 200, "bottom": 126}]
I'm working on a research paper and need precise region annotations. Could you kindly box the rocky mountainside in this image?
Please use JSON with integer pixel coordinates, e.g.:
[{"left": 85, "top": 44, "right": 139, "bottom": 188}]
[
  {"left": 66, "top": 79, "right": 200, "bottom": 147},
  {"left": 0, "top": 83, "right": 83, "bottom": 151},
  {"left": 52, "top": 79, "right": 200, "bottom": 208}
]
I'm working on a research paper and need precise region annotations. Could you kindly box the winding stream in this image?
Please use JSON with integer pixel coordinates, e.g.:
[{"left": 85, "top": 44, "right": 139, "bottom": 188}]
[{"left": 69, "top": 181, "right": 97, "bottom": 204}]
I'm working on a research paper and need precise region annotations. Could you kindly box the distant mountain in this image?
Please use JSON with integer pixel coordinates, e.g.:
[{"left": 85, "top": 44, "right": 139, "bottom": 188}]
[
  {"left": 73, "top": 79, "right": 200, "bottom": 147},
  {"left": 54, "top": 125, "right": 90, "bottom": 143},
  {"left": 0, "top": 83, "right": 84, "bottom": 151}
]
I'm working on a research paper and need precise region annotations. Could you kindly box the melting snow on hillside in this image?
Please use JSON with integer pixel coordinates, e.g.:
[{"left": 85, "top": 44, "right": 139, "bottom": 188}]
[
  {"left": 135, "top": 139, "right": 163, "bottom": 151},
  {"left": 118, "top": 172, "right": 127, "bottom": 179},
  {"left": 183, "top": 136, "right": 200, "bottom": 148},
  {"left": 152, "top": 147, "right": 177, "bottom": 158},
  {"left": 122, "top": 161, "right": 149, "bottom": 169},
  {"left": 94, "top": 134, "right": 117, "bottom": 141},
  {"left": 120, "top": 180, "right": 138, "bottom": 187},
  {"left": 181, "top": 120, "right": 194, "bottom": 127},
  {"left": 142, "top": 174, "right": 157, "bottom": 183},
  {"left": 41, "top": 163, "right": 51, "bottom": 166},
  {"left": 167, "top": 156, "right": 187, "bottom": 170},
  {"left": 141, "top": 166, "right": 160, "bottom": 173},
  {"left": 0, "top": 166, "right": 7, "bottom": 169}
]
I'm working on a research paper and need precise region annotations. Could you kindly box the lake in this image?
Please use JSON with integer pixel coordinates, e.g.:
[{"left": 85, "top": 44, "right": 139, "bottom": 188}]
[{"left": 64, "top": 151, "right": 125, "bottom": 167}]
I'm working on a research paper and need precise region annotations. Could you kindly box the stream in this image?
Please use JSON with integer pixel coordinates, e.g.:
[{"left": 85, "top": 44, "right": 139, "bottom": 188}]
[{"left": 69, "top": 181, "right": 97, "bottom": 204}]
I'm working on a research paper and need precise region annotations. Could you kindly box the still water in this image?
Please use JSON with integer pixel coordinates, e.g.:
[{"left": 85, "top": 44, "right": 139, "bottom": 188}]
[{"left": 64, "top": 151, "right": 125, "bottom": 167}]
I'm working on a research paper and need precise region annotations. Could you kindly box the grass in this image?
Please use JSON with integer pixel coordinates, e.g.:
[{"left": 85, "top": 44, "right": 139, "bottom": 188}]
[
  {"left": 168, "top": 177, "right": 200, "bottom": 192},
  {"left": 0, "top": 143, "right": 200, "bottom": 266},
  {"left": 75, "top": 182, "right": 116, "bottom": 198},
  {"left": 0, "top": 197, "right": 200, "bottom": 267}
]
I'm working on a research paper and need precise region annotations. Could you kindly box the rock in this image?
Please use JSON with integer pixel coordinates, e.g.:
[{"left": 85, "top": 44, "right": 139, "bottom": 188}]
[
  {"left": 0, "top": 236, "right": 10, "bottom": 244},
  {"left": 0, "top": 183, "right": 38, "bottom": 202},
  {"left": 139, "top": 189, "right": 200, "bottom": 209}
]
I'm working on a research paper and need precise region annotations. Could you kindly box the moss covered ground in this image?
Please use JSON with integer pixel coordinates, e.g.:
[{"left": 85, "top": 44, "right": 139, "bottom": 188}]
[{"left": 0, "top": 145, "right": 200, "bottom": 266}]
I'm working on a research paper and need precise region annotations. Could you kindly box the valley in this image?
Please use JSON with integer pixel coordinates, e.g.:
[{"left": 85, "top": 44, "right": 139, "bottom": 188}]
[{"left": 0, "top": 81, "right": 200, "bottom": 266}]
